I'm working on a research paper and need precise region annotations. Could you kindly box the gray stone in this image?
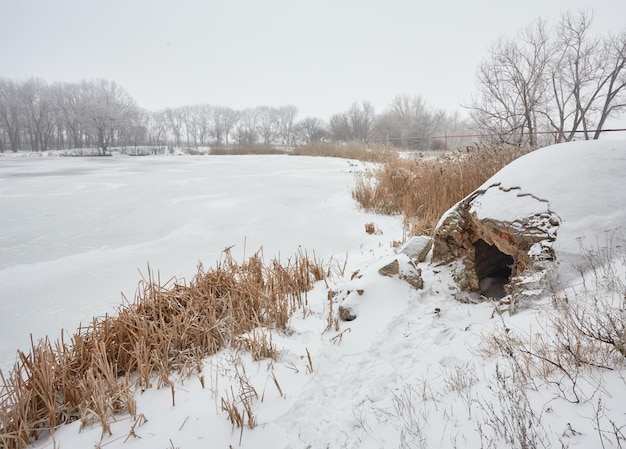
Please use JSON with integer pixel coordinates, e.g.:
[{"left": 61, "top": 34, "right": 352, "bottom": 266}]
[
  {"left": 338, "top": 305, "right": 357, "bottom": 321},
  {"left": 401, "top": 268, "right": 424, "bottom": 289},
  {"left": 398, "top": 236, "right": 433, "bottom": 262}
]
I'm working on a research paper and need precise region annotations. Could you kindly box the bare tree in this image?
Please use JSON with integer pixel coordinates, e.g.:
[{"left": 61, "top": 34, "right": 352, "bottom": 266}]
[
  {"left": 470, "top": 11, "right": 626, "bottom": 145},
  {"left": 79, "top": 79, "right": 138, "bottom": 155},
  {"left": 255, "top": 106, "right": 278, "bottom": 144},
  {"left": 186, "top": 104, "right": 220, "bottom": 146},
  {"left": 52, "top": 82, "right": 86, "bottom": 149},
  {"left": 297, "top": 117, "right": 327, "bottom": 143},
  {"left": 329, "top": 101, "right": 375, "bottom": 142},
  {"left": 210, "top": 106, "right": 239, "bottom": 146},
  {"left": 592, "top": 31, "right": 626, "bottom": 138},
  {"left": 546, "top": 11, "right": 600, "bottom": 141},
  {"left": 469, "top": 19, "right": 552, "bottom": 146},
  {"left": 235, "top": 108, "right": 258, "bottom": 145},
  {"left": 163, "top": 107, "right": 186, "bottom": 147},
  {"left": 275, "top": 105, "right": 298, "bottom": 145},
  {"left": 0, "top": 79, "right": 23, "bottom": 152},
  {"left": 374, "top": 94, "right": 449, "bottom": 150},
  {"left": 19, "top": 78, "right": 57, "bottom": 152},
  {"left": 146, "top": 110, "right": 168, "bottom": 146},
  {"left": 219, "top": 107, "right": 239, "bottom": 145}
]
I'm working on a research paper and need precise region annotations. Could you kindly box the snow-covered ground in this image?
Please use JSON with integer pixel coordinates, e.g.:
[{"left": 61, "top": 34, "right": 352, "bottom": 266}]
[{"left": 3, "top": 142, "right": 626, "bottom": 449}]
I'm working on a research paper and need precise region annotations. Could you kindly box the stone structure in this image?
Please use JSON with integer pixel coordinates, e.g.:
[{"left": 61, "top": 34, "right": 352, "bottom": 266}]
[{"left": 432, "top": 183, "right": 560, "bottom": 310}]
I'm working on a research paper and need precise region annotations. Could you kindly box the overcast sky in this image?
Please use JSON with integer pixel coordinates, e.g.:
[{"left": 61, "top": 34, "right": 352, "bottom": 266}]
[{"left": 1, "top": 0, "right": 625, "bottom": 120}]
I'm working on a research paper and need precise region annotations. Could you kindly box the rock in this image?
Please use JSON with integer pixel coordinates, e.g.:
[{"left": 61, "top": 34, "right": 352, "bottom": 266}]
[
  {"left": 398, "top": 236, "right": 433, "bottom": 262},
  {"left": 378, "top": 259, "right": 399, "bottom": 277},
  {"left": 401, "top": 268, "right": 424, "bottom": 289},
  {"left": 338, "top": 305, "right": 357, "bottom": 321}
]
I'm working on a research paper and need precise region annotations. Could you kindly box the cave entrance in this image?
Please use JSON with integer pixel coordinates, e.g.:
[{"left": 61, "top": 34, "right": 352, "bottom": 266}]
[{"left": 474, "top": 239, "right": 514, "bottom": 299}]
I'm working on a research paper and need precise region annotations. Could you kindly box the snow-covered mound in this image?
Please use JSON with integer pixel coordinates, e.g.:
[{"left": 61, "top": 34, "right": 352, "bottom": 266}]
[
  {"left": 24, "top": 142, "right": 626, "bottom": 449},
  {"left": 433, "top": 140, "right": 626, "bottom": 308},
  {"left": 483, "top": 140, "right": 626, "bottom": 281}
]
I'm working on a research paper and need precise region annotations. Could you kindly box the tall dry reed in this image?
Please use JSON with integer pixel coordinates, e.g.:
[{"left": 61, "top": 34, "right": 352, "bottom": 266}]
[
  {"left": 209, "top": 144, "right": 286, "bottom": 155},
  {"left": 352, "top": 144, "right": 534, "bottom": 235},
  {"left": 0, "top": 250, "right": 326, "bottom": 449},
  {"left": 292, "top": 142, "right": 398, "bottom": 163}
]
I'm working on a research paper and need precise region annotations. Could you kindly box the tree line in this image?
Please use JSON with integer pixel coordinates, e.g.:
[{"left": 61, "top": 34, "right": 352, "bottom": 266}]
[
  {"left": 0, "top": 78, "right": 138, "bottom": 155},
  {"left": 0, "top": 77, "right": 464, "bottom": 154}
]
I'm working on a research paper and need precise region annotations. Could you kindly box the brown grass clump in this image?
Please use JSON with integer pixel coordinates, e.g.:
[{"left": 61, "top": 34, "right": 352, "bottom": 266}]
[
  {"left": 292, "top": 142, "right": 398, "bottom": 163},
  {"left": 0, "top": 250, "right": 326, "bottom": 449},
  {"left": 352, "top": 144, "right": 534, "bottom": 235}
]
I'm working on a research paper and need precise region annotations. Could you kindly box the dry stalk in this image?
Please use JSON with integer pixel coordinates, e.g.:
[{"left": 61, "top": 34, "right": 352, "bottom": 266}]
[{"left": 305, "top": 348, "right": 314, "bottom": 374}]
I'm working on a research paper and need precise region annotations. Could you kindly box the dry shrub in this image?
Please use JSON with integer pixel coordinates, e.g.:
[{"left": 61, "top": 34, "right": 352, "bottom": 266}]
[
  {"left": 0, "top": 250, "right": 325, "bottom": 449},
  {"left": 292, "top": 142, "right": 397, "bottom": 163},
  {"left": 353, "top": 144, "right": 534, "bottom": 235}
]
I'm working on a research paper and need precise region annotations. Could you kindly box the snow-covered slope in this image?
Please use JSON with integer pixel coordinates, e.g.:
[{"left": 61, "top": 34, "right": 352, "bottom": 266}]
[{"left": 475, "top": 140, "right": 626, "bottom": 286}]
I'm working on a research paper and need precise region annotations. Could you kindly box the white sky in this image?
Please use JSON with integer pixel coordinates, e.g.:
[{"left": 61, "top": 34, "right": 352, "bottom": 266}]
[{"left": 1, "top": 0, "right": 625, "bottom": 120}]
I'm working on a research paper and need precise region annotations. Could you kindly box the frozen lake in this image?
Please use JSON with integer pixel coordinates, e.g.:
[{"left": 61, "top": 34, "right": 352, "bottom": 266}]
[{"left": 0, "top": 155, "right": 401, "bottom": 371}]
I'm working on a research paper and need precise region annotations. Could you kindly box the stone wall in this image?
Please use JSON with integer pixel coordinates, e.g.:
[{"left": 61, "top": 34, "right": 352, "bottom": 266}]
[{"left": 432, "top": 185, "right": 560, "bottom": 310}]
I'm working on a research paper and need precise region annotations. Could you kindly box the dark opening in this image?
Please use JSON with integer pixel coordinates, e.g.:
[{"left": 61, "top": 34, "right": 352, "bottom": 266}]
[{"left": 474, "top": 239, "right": 514, "bottom": 299}]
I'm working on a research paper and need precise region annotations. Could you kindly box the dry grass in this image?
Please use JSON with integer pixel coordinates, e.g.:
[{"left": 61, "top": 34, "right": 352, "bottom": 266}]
[
  {"left": 352, "top": 144, "right": 534, "bottom": 235},
  {"left": 0, "top": 250, "right": 326, "bottom": 449},
  {"left": 210, "top": 144, "right": 286, "bottom": 155},
  {"left": 292, "top": 142, "right": 398, "bottom": 163}
]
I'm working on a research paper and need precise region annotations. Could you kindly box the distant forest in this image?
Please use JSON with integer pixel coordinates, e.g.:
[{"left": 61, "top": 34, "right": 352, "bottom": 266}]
[{"left": 0, "top": 78, "right": 465, "bottom": 154}]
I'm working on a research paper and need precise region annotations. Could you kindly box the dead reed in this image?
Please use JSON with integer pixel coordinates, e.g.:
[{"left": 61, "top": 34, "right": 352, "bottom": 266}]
[
  {"left": 209, "top": 144, "right": 286, "bottom": 155},
  {"left": 0, "top": 250, "right": 326, "bottom": 449},
  {"left": 352, "top": 144, "right": 534, "bottom": 235},
  {"left": 292, "top": 142, "right": 398, "bottom": 163}
]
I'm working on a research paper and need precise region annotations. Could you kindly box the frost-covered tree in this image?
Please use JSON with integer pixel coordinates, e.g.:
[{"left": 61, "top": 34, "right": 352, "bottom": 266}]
[
  {"left": 276, "top": 105, "right": 298, "bottom": 146},
  {"left": 255, "top": 106, "right": 279, "bottom": 145},
  {"left": 0, "top": 79, "right": 23, "bottom": 152},
  {"left": 235, "top": 108, "right": 258, "bottom": 145},
  {"left": 210, "top": 106, "right": 239, "bottom": 146},
  {"left": 19, "top": 78, "right": 57, "bottom": 152},
  {"left": 373, "top": 94, "right": 449, "bottom": 150},
  {"left": 163, "top": 107, "right": 187, "bottom": 147},
  {"left": 76, "top": 80, "right": 138, "bottom": 155}
]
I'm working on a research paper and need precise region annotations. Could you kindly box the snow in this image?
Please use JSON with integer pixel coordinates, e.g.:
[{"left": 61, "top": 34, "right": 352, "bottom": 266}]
[{"left": 2, "top": 142, "right": 626, "bottom": 448}]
